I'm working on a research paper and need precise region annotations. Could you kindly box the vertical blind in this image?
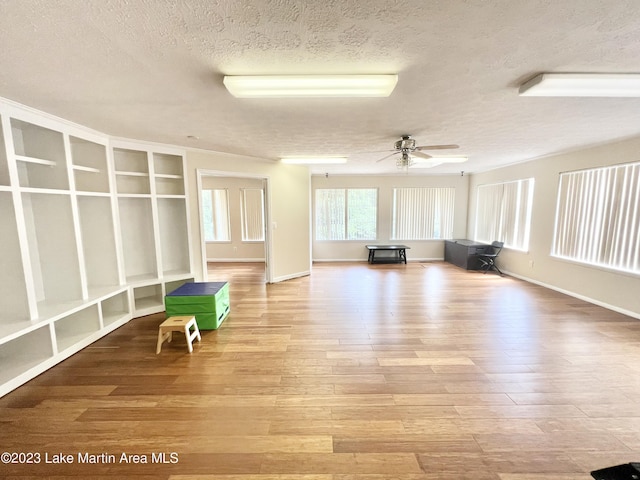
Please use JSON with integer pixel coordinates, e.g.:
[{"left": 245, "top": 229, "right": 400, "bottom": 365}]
[
  {"left": 315, "top": 188, "right": 377, "bottom": 240},
  {"left": 391, "top": 187, "right": 455, "bottom": 240},
  {"left": 553, "top": 162, "right": 640, "bottom": 274},
  {"left": 241, "top": 188, "right": 265, "bottom": 241},
  {"left": 201, "top": 189, "right": 230, "bottom": 242},
  {"left": 475, "top": 178, "right": 534, "bottom": 250}
]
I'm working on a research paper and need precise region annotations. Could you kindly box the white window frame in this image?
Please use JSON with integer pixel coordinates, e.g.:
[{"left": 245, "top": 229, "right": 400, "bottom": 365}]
[
  {"left": 552, "top": 162, "right": 640, "bottom": 275},
  {"left": 474, "top": 178, "right": 534, "bottom": 251},
  {"left": 391, "top": 187, "right": 455, "bottom": 240},
  {"left": 315, "top": 188, "right": 378, "bottom": 241}
]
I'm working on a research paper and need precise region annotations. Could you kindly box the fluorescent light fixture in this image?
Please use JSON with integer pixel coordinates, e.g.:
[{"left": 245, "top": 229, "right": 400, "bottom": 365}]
[
  {"left": 410, "top": 161, "right": 443, "bottom": 169},
  {"left": 223, "top": 75, "right": 398, "bottom": 98},
  {"left": 519, "top": 73, "right": 640, "bottom": 97},
  {"left": 280, "top": 157, "right": 347, "bottom": 165}
]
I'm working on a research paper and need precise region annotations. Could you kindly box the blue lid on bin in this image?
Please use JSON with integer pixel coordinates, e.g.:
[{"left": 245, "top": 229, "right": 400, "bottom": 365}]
[{"left": 167, "top": 282, "right": 227, "bottom": 296}]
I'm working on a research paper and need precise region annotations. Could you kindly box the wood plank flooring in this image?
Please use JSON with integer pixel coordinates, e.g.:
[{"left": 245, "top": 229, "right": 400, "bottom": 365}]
[{"left": 2, "top": 261, "right": 640, "bottom": 479}]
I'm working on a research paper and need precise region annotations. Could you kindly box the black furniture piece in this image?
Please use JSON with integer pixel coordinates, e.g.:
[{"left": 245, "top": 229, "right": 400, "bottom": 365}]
[
  {"left": 477, "top": 241, "right": 504, "bottom": 275},
  {"left": 366, "top": 245, "right": 410, "bottom": 264},
  {"left": 444, "top": 239, "right": 492, "bottom": 270},
  {"left": 591, "top": 462, "right": 640, "bottom": 479}
]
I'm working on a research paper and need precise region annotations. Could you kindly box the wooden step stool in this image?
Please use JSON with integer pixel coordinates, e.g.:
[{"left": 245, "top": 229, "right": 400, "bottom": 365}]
[{"left": 156, "top": 315, "right": 201, "bottom": 354}]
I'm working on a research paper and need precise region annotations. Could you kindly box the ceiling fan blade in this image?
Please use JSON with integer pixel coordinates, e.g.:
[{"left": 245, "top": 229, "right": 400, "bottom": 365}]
[
  {"left": 375, "top": 152, "right": 399, "bottom": 163},
  {"left": 410, "top": 151, "right": 432, "bottom": 160},
  {"left": 415, "top": 144, "right": 459, "bottom": 151}
]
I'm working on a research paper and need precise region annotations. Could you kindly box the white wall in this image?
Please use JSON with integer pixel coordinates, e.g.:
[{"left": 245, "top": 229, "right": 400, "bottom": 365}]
[
  {"left": 202, "top": 176, "right": 265, "bottom": 262},
  {"left": 186, "top": 150, "right": 311, "bottom": 283},
  {"left": 311, "top": 173, "right": 469, "bottom": 261},
  {"left": 468, "top": 136, "right": 640, "bottom": 318}
]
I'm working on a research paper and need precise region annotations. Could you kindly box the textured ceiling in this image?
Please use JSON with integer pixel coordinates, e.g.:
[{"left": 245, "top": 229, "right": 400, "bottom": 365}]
[{"left": 2, "top": 0, "right": 640, "bottom": 174}]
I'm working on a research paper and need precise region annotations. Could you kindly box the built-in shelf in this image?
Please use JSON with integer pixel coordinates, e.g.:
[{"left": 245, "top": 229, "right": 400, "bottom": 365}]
[
  {"left": 114, "top": 148, "right": 150, "bottom": 194},
  {"left": 0, "top": 191, "right": 31, "bottom": 322},
  {"left": 0, "top": 325, "right": 53, "bottom": 387},
  {"left": 0, "top": 120, "right": 9, "bottom": 186},
  {"left": 158, "top": 197, "right": 190, "bottom": 275},
  {"left": 15, "top": 155, "right": 56, "bottom": 166},
  {"left": 0, "top": 102, "right": 192, "bottom": 398},
  {"left": 154, "top": 153, "right": 185, "bottom": 195},
  {"left": 22, "top": 192, "right": 83, "bottom": 317},
  {"left": 133, "top": 283, "right": 164, "bottom": 315},
  {"left": 77, "top": 195, "right": 120, "bottom": 293},
  {"left": 101, "top": 290, "right": 131, "bottom": 327},
  {"left": 73, "top": 165, "right": 101, "bottom": 173},
  {"left": 54, "top": 304, "right": 101, "bottom": 353},
  {"left": 70, "top": 136, "right": 109, "bottom": 193},
  {"left": 12, "top": 119, "right": 68, "bottom": 190},
  {"left": 118, "top": 196, "right": 158, "bottom": 281}
]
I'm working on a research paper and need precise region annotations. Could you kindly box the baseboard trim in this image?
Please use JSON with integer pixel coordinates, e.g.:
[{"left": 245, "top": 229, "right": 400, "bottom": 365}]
[
  {"left": 504, "top": 270, "right": 640, "bottom": 321},
  {"left": 271, "top": 270, "right": 311, "bottom": 283},
  {"left": 207, "top": 258, "right": 265, "bottom": 263},
  {"left": 312, "top": 257, "right": 444, "bottom": 263}
]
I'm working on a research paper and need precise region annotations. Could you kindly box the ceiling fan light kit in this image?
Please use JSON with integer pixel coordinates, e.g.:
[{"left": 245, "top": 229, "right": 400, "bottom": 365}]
[
  {"left": 379, "top": 135, "right": 463, "bottom": 170},
  {"left": 519, "top": 73, "right": 640, "bottom": 97},
  {"left": 223, "top": 74, "right": 398, "bottom": 98}
]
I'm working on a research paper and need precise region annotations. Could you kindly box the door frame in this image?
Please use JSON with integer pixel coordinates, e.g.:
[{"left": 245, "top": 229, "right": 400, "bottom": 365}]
[{"left": 196, "top": 168, "right": 273, "bottom": 283}]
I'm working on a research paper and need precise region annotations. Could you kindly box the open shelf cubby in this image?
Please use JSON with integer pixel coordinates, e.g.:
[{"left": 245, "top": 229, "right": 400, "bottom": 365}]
[
  {"left": 77, "top": 195, "right": 120, "bottom": 295},
  {"left": 70, "top": 136, "right": 109, "bottom": 193},
  {"left": 154, "top": 153, "right": 184, "bottom": 195},
  {"left": 21, "top": 192, "right": 83, "bottom": 317},
  {"left": 101, "top": 290, "right": 130, "bottom": 327},
  {"left": 114, "top": 148, "right": 150, "bottom": 195},
  {"left": 118, "top": 196, "right": 158, "bottom": 282},
  {"left": 54, "top": 304, "right": 101, "bottom": 353},
  {"left": 157, "top": 197, "right": 190, "bottom": 276},
  {"left": 0, "top": 192, "right": 31, "bottom": 323},
  {"left": 11, "top": 119, "right": 68, "bottom": 190},
  {"left": 133, "top": 284, "right": 163, "bottom": 313},
  {"left": 0, "top": 325, "right": 53, "bottom": 386},
  {"left": 0, "top": 120, "right": 9, "bottom": 186}
]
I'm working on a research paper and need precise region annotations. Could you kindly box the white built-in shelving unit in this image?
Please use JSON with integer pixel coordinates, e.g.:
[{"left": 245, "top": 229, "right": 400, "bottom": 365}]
[{"left": 0, "top": 98, "right": 194, "bottom": 397}]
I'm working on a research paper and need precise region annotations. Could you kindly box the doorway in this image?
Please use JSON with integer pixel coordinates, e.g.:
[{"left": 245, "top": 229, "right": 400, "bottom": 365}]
[{"left": 196, "top": 169, "right": 273, "bottom": 283}]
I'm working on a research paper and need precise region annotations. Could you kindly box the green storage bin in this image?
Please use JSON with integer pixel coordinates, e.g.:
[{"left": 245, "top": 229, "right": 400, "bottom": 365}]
[{"left": 165, "top": 282, "right": 230, "bottom": 330}]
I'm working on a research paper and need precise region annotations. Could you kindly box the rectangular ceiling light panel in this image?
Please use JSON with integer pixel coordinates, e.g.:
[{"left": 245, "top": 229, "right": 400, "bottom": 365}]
[
  {"left": 224, "top": 75, "right": 398, "bottom": 98},
  {"left": 519, "top": 73, "right": 640, "bottom": 97}
]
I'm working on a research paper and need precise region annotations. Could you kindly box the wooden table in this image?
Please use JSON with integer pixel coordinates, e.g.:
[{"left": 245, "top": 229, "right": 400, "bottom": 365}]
[{"left": 366, "top": 245, "right": 410, "bottom": 264}]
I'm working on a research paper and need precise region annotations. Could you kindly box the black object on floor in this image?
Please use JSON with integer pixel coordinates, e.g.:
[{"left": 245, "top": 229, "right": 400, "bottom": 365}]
[{"left": 591, "top": 463, "right": 640, "bottom": 480}]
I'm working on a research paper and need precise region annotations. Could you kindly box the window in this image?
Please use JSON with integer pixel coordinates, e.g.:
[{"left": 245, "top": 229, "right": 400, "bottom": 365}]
[
  {"left": 552, "top": 162, "right": 640, "bottom": 274},
  {"left": 475, "top": 178, "right": 534, "bottom": 251},
  {"left": 201, "top": 189, "right": 230, "bottom": 242},
  {"left": 315, "top": 188, "right": 377, "bottom": 240},
  {"left": 241, "top": 188, "right": 265, "bottom": 241},
  {"left": 391, "top": 187, "right": 455, "bottom": 240}
]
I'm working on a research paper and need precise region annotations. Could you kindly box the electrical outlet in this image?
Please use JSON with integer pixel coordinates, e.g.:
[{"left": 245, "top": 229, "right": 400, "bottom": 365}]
[{"left": 529, "top": 260, "right": 534, "bottom": 268}]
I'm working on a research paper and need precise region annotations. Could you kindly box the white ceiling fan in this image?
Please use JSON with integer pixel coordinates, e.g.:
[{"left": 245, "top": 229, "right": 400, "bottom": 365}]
[{"left": 376, "top": 135, "right": 466, "bottom": 169}]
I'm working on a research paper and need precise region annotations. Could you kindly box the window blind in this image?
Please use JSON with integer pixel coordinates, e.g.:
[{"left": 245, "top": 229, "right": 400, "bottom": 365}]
[
  {"left": 240, "top": 188, "right": 265, "bottom": 241},
  {"left": 553, "top": 162, "right": 640, "bottom": 274},
  {"left": 475, "top": 178, "right": 534, "bottom": 251},
  {"left": 391, "top": 187, "right": 455, "bottom": 240}
]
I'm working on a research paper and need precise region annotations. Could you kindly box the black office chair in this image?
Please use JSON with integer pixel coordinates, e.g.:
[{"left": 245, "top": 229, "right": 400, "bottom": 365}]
[{"left": 477, "top": 241, "right": 504, "bottom": 275}]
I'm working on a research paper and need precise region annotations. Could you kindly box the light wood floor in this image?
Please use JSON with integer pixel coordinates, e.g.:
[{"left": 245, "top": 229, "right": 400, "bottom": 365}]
[{"left": 2, "top": 261, "right": 640, "bottom": 479}]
